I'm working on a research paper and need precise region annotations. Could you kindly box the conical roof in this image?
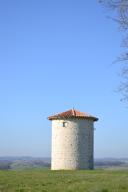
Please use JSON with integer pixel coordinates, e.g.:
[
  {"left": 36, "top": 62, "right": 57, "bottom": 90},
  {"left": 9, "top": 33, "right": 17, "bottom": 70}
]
[{"left": 48, "top": 109, "right": 98, "bottom": 121}]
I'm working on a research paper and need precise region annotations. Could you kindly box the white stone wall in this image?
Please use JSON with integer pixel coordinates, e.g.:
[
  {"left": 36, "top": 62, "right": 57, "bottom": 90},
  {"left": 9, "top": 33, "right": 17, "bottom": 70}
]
[{"left": 51, "top": 118, "right": 94, "bottom": 170}]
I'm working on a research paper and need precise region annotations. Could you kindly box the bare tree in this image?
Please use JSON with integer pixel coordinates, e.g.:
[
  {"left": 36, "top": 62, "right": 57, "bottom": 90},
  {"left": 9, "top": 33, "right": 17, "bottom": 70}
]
[{"left": 99, "top": 0, "right": 128, "bottom": 101}]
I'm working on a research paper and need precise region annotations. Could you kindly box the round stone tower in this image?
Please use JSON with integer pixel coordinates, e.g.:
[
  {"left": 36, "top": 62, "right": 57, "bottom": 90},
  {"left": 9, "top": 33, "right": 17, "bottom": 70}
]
[{"left": 48, "top": 109, "right": 98, "bottom": 170}]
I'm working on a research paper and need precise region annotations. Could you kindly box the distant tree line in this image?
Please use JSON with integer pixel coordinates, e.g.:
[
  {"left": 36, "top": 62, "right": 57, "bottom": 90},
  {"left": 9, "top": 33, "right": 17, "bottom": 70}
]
[{"left": 0, "top": 162, "right": 11, "bottom": 170}]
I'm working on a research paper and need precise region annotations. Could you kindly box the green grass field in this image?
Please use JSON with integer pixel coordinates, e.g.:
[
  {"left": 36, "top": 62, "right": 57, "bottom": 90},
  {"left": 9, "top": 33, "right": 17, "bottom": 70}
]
[{"left": 0, "top": 169, "right": 128, "bottom": 192}]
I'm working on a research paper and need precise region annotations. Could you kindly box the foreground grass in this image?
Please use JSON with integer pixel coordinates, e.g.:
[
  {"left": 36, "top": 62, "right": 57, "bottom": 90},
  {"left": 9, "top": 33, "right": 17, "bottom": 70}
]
[{"left": 0, "top": 169, "right": 128, "bottom": 192}]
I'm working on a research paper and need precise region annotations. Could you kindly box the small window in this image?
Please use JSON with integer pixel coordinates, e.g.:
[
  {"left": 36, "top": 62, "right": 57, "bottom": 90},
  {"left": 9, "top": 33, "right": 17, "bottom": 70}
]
[{"left": 63, "top": 122, "right": 67, "bottom": 127}]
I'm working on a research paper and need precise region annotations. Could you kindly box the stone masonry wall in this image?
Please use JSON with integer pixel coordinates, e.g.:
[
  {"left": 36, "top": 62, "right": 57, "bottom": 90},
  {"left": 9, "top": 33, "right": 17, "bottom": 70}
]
[{"left": 51, "top": 118, "right": 94, "bottom": 170}]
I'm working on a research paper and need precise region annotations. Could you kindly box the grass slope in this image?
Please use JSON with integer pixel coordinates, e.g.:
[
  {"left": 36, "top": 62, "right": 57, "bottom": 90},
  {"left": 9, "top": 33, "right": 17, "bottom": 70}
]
[{"left": 0, "top": 169, "right": 128, "bottom": 192}]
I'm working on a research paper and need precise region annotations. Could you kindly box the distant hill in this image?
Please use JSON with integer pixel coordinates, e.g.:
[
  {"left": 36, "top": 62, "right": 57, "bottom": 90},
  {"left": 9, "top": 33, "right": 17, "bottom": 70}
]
[
  {"left": 0, "top": 156, "right": 128, "bottom": 170},
  {"left": 0, "top": 157, "right": 50, "bottom": 170},
  {"left": 95, "top": 158, "right": 128, "bottom": 169}
]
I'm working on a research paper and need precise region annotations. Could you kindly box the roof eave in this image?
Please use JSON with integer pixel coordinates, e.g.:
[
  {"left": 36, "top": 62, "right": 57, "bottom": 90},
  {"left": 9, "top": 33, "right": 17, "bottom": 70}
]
[{"left": 48, "top": 116, "right": 98, "bottom": 121}]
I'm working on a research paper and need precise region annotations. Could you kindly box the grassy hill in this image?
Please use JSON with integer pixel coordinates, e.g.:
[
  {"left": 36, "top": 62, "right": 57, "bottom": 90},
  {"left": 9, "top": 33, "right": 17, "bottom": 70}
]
[{"left": 0, "top": 169, "right": 128, "bottom": 192}]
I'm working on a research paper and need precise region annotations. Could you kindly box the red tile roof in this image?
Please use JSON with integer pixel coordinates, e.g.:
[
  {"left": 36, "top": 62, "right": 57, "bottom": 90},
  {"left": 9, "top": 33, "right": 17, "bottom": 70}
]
[{"left": 48, "top": 109, "right": 98, "bottom": 121}]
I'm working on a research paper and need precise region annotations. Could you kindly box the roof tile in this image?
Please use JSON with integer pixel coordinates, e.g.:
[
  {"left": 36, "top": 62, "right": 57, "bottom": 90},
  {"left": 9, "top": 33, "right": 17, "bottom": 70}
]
[{"left": 48, "top": 109, "right": 98, "bottom": 121}]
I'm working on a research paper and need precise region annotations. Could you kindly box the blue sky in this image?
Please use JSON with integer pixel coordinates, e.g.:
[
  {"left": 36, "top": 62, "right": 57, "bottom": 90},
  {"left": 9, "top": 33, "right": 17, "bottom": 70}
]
[{"left": 0, "top": 0, "right": 127, "bottom": 158}]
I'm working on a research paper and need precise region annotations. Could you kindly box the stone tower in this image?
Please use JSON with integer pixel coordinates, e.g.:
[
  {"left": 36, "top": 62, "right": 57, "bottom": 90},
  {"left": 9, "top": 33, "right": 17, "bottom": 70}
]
[{"left": 48, "top": 109, "right": 98, "bottom": 170}]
